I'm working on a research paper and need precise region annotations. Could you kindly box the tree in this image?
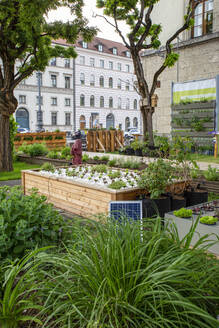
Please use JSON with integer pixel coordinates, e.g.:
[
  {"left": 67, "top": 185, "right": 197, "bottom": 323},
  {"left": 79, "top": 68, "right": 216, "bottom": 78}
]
[
  {"left": 0, "top": 0, "right": 96, "bottom": 172},
  {"left": 96, "top": 0, "right": 193, "bottom": 146}
]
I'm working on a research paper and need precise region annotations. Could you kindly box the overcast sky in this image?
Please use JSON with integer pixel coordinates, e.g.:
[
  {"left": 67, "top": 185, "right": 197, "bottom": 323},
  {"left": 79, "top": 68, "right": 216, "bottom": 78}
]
[{"left": 47, "top": 0, "right": 129, "bottom": 43}]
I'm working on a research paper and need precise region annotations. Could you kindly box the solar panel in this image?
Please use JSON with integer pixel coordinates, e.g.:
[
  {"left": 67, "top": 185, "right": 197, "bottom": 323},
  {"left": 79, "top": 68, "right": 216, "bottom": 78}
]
[{"left": 109, "top": 201, "right": 142, "bottom": 223}]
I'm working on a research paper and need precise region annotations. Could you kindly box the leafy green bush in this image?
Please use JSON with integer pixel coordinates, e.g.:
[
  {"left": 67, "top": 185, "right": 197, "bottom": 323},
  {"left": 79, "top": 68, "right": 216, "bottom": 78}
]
[
  {"left": 41, "top": 218, "right": 219, "bottom": 327},
  {"left": 200, "top": 216, "right": 218, "bottom": 225},
  {"left": 108, "top": 159, "right": 117, "bottom": 167},
  {"left": 204, "top": 165, "right": 219, "bottom": 181},
  {"left": 0, "top": 186, "right": 69, "bottom": 260},
  {"left": 108, "top": 180, "right": 126, "bottom": 189},
  {"left": 82, "top": 154, "right": 90, "bottom": 162},
  {"left": 41, "top": 162, "right": 55, "bottom": 172},
  {"left": 9, "top": 116, "right": 18, "bottom": 153},
  {"left": 173, "top": 208, "right": 193, "bottom": 218},
  {"left": 137, "top": 159, "right": 174, "bottom": 198},
  {"left": 100, "top": 155, "right": 109, "bottom": 161},
  {"left": 93, "top": 155, "right": 100, "bottom": 161},
  {"left": 18, "top": 143, "right": 48, "bottom": 157},
  {"left": 47, "top": 150, "right": 60, "bottom": 159}
]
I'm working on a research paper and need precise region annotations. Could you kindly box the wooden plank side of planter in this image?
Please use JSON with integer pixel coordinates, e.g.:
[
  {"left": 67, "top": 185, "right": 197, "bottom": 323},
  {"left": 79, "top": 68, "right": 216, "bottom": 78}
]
[{"left": 192, "top": 178, "right": 219, "bottom": 194}]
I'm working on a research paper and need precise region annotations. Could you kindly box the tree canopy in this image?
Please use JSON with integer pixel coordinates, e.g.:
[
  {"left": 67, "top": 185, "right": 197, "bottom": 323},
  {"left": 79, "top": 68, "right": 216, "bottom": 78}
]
[
  {"left": 96, "top": 0, "right": 193, "bottom": 145},
  {"left": 0, "top": 0, "right": 96, "bottom": 171}
]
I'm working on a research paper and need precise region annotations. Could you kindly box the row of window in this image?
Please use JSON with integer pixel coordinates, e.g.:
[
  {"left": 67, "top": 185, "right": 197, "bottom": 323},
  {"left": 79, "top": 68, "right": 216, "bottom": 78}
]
[
  {"left": 81, "top": 41, "right": 131, "bottom": 58},
  {"left": 79, "top": 56, "right": 130, "bottom": 72},
  {"left": 80, "top": 95, "right": 138, "bottom": 110},
  {"left": 80, "top": 74, "right": 132, "bottom": 90},
  {"left": 49, "top": 56, "right": 131, "bottom": 72},
  {"left": 50, "top": 112, "right": 71, "bottom": 126},
  {"left": 19, "top": 95, "right": 71, "bottom": 107}
]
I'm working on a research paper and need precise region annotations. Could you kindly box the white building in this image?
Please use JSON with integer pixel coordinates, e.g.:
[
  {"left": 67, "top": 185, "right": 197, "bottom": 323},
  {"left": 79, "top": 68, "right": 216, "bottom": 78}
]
[{"left": 14, "top": 37, "right": 141, "bottom": 133}]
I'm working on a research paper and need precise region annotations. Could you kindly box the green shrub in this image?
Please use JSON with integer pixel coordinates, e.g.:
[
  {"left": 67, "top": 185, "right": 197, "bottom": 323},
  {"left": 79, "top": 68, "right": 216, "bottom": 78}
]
[
  {"left": 93, "top": 155, "right": 100, "bottom": 161},
  {"left": 41, "top": 218, "right": 219, "bottom": 327},
  {"left": 108, "top": 180, "right": 126, "bottom": 189},
  {"left": 82, "top": 154, "right": 90, "bottom": 162},
  {"left": 204, "top": 165, "right": 219, "bottom": 181},
  {"left": 27, "top": 143, "right": 48, "bottom": 157},
  {"left": 9, "top": 116, "right": 18, "bottom": 153},
  {"left": 0, "top": 186, "right": 68, "bottom": 260},
  {"left": 41, "top": 162, "right": 55, "bottom": 172},
  {"left": 191, "top": 168, "right": 201, "bottom": 179},
  {"left": 18, "top": 142, "right": 29, "bottom": 154},
  {"left": 173, "top": 208, "right": 193, "bottom": 218},
  {"left": 100, "top": 155, "right": 109, "bottom": 161},
  {"left": 108, "top": 159, "right": 117, "bottom": 167},
  {"left": 47, "top": 150, "right": 60, "bottom": 159}
]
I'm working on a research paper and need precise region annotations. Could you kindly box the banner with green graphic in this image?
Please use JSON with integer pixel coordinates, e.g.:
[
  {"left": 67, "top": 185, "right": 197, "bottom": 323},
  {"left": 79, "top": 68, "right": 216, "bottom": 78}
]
[{"left": 172, "top": 78, "right": 216, "bottom": 104}]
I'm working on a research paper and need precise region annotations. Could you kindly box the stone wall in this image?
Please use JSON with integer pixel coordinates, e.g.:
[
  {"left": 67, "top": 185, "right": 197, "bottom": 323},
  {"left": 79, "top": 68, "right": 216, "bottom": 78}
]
[{"left": 142, "top": 34, "right": 219, "bottom": 135}]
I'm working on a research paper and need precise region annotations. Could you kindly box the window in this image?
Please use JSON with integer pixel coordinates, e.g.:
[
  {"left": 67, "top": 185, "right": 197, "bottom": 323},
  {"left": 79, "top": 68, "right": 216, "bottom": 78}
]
[
  {"left": 125, "top": 117, "right": 130, "bottom": 131},
  {"left": 82, "top": 41, "right": 88, "bottom": 48},
  {"left": 65, "top": 113, "right": 71, "bottom": 126},
  {"left": 112, "top": 47, "right": 117, "bottom": 55},
  {"left": 36, "top": 72, "right": 42, "bottom": 86},
  {"left": 65, "top": 98, "right": 71, "bottom": 106},
  {"left": 126, "top": 51, "right": 131, "bottom": 58},
  {"left": 90, "top": 95, "right": 95, "bottom": 107},
  {"left": 134, "top": 99, "right": 138, "bottom": 110},
  {"left": 100, "top": 96, "right": 104, "bottom": 108},
  {"left": 99, "top": 75, "right": 104, "bottom": 87},
  {"left": 19, "top": 95, "right": 26, "bottom": 104},
  {"left": 192, "top": 0, "right": 213, "bottom": 37},
  {"left": 109, "top": 77, "right": 113, "bottom": 88},
  {"left": 98, "top": 44, "right": 103, "bottom": 52},
  {"left": 64, "top": 58, "right": 70, "bottom": 68},
  {"left": 80, "top": 94, "right": 85, "bottom": 106},
  {"left": 90, "top": 57, "right": 95, "bottom": 67},
  {"left": 90, "top": 74, "right": 95, "bottom": 86},
  {"left": 133, "top": 117, "right": 138, "bottom": 128},
  {"left": 117, "top": 79, "right": 121, "bottom": 89},
  {"left": 65, "top": 76, "right": 70, "bottom": 89},
  {"left": 126, "top": 80, "right": 130, "bottom": 91},
  {"left": 79, "top": 56, "right": 85, "bottom": 65},
  {"left": 51, "top": 112, "right": 57, "bottom": 126},
  {"left": 51, "top": 74, "right": 57, "bottom": 87},
  {"left": 36, "top": 96, "right": 43, "bottom": 105},
  {"left": 126, "top": 98, "right": 130, "bottom": 110},
  {"left": 118, "top": 97, "right": 121, "bottom": 109},
  {"left": 117, "top": 63, "right": 121, "bottom": 71},
  {"left": 109, "top": 97, "right": 113, "bottom": 108},
  {"left": 125, "top": 64, "right": 130, "bottom": 73},
  {"left": 50, "top": 58, "right": 56, "bottom": 66},
  {"left": 80, "top": 73, "right": 85, "bottom": 85},
  {"left": 100, "top": 59, "right": 104, "bottom": 68},
  {"left": 109, "top": 61, "right": 113, "bottom": 69},
  {"left": 51, "top": 97, "right": 57, "bottom": 106}
]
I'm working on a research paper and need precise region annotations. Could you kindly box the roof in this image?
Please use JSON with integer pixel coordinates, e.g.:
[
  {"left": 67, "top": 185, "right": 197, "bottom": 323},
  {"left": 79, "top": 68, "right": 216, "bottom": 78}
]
[{"left": 52, "top": 36, "right": 130, "bottom": 57}]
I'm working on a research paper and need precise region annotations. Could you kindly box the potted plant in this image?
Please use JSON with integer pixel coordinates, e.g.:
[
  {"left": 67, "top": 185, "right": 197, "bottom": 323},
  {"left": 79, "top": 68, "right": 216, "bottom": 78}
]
[
  {"left": 173, "top": 208, "right": 193, "bottom": 219},
  {"left": 130, "top": 140, "right": 144, "bottom": 156},
  {"left": 199, "top": 216, "right": 218, "bottom": 225},
  {"left": 137, "top": 158, "right": 174, "bottom": 217}
]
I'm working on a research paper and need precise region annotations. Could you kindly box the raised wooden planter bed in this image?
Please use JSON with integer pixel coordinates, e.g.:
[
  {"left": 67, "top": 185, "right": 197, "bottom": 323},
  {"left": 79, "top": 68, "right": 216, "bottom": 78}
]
[{"left": 22, "top": 168, "right": 187, "bottom": 219}]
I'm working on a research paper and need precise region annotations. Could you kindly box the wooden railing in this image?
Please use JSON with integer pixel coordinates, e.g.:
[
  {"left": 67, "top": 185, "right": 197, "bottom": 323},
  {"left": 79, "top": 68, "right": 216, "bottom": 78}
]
[
  {"left": 14, "top": 132, "right": 66, "bottom": 150},
  {"left": 87, "top": 130, "right": 124, "bottom": 152}
]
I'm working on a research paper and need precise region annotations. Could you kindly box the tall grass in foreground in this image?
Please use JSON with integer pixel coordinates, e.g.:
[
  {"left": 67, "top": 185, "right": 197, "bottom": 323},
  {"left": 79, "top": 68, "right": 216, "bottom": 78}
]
[{"left": 41, "top": 218, "right": 219, "bottom": 328}]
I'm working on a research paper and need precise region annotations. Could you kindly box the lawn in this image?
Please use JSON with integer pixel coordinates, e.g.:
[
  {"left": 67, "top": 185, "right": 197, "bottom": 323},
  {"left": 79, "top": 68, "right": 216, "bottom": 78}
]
[
  {"left": 0, "top": 161, "right": 40, "bottom": 181},
  {"left": 190, "top": 153, "right": 219, "bottom": 164}
]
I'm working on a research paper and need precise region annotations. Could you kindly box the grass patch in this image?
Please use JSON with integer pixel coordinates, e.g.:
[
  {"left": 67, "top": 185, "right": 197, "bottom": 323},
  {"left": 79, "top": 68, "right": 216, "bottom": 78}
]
[
  {"left": 0, "top": 161, "right": 40, "bottom": 181},
  {"left": 190, "top": 153, "right": 219, "bottom": 164}
]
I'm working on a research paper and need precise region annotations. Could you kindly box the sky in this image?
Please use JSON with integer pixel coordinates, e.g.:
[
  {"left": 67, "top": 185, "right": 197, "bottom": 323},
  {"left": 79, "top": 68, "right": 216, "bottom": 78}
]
[{"left": 47, "top": 0, "right": 129, "bottom": 43}]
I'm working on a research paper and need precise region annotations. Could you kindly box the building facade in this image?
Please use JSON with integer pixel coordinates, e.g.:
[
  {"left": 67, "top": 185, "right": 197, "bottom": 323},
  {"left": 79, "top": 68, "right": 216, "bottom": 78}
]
[
  {"left": 14, "top": 37, "right": 140, "bottom": 133},
  {"left": 141, "top": 0, "right": 219, "bottom": 135}
]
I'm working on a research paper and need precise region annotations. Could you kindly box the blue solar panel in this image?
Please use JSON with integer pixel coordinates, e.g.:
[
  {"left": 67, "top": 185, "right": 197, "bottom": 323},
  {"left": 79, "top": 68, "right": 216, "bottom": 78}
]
[{"left": 109, "top": 201, "right": 142, "bottom": 223}]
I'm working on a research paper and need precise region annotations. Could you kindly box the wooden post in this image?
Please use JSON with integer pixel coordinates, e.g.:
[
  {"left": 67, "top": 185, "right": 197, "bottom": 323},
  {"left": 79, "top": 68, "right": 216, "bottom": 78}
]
[
  {"left": 110, "top": 130, "right": 115, "bottom": 152},
  {"left": 93, "top": 131, "right": 97, "bottom": 152}
]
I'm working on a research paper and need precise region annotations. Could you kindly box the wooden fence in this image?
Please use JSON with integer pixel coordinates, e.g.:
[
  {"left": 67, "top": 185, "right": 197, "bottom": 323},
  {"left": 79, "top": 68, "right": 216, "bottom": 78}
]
[
  {"left": 87, "top": 130, "right": 124, "bottom": 152},
  {"left": 14, "top": 132, "right": 66, "bottom": 150}
]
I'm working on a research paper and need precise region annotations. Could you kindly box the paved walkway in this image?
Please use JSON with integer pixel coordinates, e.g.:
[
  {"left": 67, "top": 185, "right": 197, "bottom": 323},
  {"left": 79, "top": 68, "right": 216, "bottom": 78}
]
[{"left": 0, "top": 179, "right": 21, "bottom": 187}]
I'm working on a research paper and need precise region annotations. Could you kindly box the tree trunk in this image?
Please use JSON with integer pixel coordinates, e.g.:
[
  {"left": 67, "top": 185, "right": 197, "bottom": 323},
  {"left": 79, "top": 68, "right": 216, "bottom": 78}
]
[
  {"left": 0, "top": 113, "right": 13, "bottom": 171},
  {"left": 140, "top": 106, "right": 148, "bottom": 141},
  {"left": 0, "top": 90, "right": 18, "bottom": 172},
  {"left": 147, "top": 108, "right": 154, "bottom": 147}
]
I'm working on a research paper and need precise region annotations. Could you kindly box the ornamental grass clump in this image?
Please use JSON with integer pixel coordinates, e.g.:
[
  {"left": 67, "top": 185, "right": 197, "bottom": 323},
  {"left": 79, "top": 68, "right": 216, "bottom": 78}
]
[{"left": 41, "top": 218, "right": 219, "bottom": 327}]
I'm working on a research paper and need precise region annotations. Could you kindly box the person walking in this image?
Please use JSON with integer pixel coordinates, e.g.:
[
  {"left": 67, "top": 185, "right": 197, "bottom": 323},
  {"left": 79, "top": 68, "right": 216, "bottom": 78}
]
[{"left": 71, "top": 131, "right": 82, "bottom": 165}]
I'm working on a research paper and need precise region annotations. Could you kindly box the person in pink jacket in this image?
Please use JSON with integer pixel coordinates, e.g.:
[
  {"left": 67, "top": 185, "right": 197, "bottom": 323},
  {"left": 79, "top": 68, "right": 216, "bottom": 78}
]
[{"left": 71, "top": 131, "right": 82, "bottom": 165}]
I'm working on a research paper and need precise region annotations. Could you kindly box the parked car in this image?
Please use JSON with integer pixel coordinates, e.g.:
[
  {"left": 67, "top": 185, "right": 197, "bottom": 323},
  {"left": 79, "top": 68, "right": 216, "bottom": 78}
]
[
  {"left": 17, "top": 127, "right": 30, "bottom": 133},
  {"left": 124, "top": 128, "right": 140, "bottom": 138}
]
